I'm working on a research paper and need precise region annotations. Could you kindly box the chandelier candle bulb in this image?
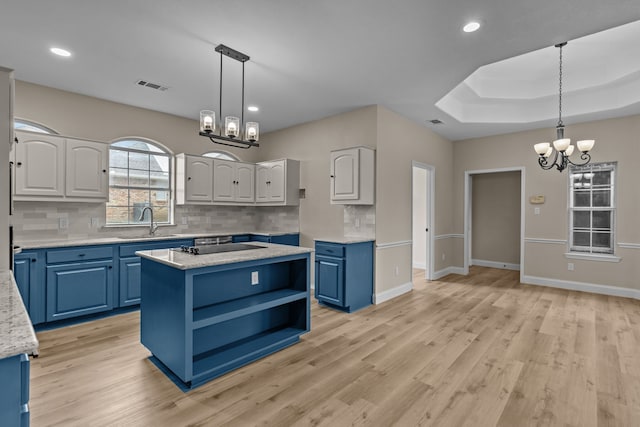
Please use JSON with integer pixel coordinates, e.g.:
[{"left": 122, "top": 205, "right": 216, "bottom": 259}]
[
  {"left": 565, "top": 145, "right": 575, "bottom": 156},
  {"left": 200, "top": 110, "right": 215, "bottom": 132},
  {"left": 577, "top": 140, "right": 595, "bottom": 152},
  {"left": 544, "top": 147, "right": 553, "bottom": 158},
  {"left": 245, "top": 122, "right": 259, "bottom": 142},
  {"left": 225, "top": 116, "right": 239, "bottom": 138}
]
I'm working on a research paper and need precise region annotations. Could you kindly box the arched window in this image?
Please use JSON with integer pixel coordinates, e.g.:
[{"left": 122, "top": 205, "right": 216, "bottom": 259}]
[
  {"left": 202, "top": 151, "right": 239, "bottom": 161},
  {"left": 14, "top": 118, "right": 58, "bottom": 134},
  {"left": 107, "top": 139, "right": 172, "bottom": 225}
]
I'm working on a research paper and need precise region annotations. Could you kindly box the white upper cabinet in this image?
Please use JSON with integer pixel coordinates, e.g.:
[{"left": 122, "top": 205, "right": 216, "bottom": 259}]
[
  {"left": 14, "top": 130, "right": 109, "bottom": 201},
  {"left": 255, "top": 159, "right": 300, "bottom": 206},
  {"left": 213, "top": 159, "right": 255, "bottom": 203},
  {"left": 176, "top": 154, "right": 213, "bottom": 204},
  {"left": 330, "top": 146, "right": 375, "bottom": 205},
  {"left": 14, "top": 132, "right": 65, "bottom": 198},
  {"left": 65, "top": 138, "right": 108, "bottom": 199}
]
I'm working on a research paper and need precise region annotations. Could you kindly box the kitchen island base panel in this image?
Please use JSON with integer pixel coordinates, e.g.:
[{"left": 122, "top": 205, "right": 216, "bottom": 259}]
[{"left": 140, "top": 252, "right": 310, "bottom": 390}]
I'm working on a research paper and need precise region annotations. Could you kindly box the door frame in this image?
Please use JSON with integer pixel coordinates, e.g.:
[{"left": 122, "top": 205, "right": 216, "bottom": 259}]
[
  {"left": 411, "top": 161, "right": 435, "bottom": 281},
  {"left": 464, "top": 167, "right": 526, "bottom": 283}
]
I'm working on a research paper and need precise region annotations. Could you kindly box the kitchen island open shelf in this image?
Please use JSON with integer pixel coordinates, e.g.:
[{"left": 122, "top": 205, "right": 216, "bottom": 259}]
[{"left": 136, "top": 244, "right": 312, "bottom": 390}]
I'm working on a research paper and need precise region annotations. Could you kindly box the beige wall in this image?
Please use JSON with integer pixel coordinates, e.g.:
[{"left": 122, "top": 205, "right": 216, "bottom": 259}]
[
  {"left": 375, "top": 107, "right": 454, "bottom": 291},
  {"left": 15, "top": 81, "right": 260, "bottom": 162},
  {"left": 258, "top": 105, "right": 378, "bottom": 249},
  {"left": 471, "top": 171, "right": 521, "bottom": 265},
  {"left": 453, "top": 114, "right": 640, "bottom": 291},
  {"left": 0, "top": 68, "right": 12, "bottom": 271}
]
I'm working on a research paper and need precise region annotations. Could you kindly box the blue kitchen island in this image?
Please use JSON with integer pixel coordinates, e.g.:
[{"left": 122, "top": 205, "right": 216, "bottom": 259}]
[{"left": 136, "top": 243, "right": 312, "bottom": 390}]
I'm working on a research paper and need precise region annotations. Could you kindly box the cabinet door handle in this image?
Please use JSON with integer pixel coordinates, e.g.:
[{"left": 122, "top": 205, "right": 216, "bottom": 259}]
[
  {"left": 31, "top": 259, "right": 36, "bottom": 263},
  {"left": 78, "top": 253, "right": 86, "bottom": 257},
  {"left": 188, "top": 177, "right": 192, "bottom": 181},
  {"left": 330, "top": 175, "right": 334, "bottom": 178},
  {"left": 102, "top": 169, "right": 107, "bottom": 173},
  {"left": 108, "top": 266, "right": 113, "bottom": 269},
  {"left": 16, "top": 162, "right": 22, "bottom": 166}
]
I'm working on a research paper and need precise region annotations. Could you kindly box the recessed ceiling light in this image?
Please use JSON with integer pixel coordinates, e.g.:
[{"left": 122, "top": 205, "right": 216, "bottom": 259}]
[
  {"left": 50, "top": 47, "right": 72, "bottom": 57},
  {"left": 247, "top": 106, "right": 259, "bottom": 112},
  {"left": 463, "top": 21, "right": 481, "bottom": 33}
]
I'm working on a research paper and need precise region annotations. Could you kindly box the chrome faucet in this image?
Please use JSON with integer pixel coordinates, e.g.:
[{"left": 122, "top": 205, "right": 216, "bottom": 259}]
[{"left": 138, "top": 206, "right": 158, "bottom": 236}]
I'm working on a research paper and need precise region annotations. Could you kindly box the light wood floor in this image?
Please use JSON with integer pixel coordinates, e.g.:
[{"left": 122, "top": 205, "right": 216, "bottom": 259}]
[{"left": 30, "top": 267, "right": 640, "bottom": 426}]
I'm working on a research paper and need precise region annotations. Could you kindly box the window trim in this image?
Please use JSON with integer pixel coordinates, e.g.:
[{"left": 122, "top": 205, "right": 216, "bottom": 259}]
[
  {"left": 106, "top": 137, "right": 174, "bottom": 227},
  {"left": 567, "top": 161, "right": 617, "bottom": 257}
]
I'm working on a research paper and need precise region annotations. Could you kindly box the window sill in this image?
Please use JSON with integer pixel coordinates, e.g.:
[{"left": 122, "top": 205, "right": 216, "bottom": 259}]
[{"left": 564, "top": 252, "right": 621, "bottom": 263}]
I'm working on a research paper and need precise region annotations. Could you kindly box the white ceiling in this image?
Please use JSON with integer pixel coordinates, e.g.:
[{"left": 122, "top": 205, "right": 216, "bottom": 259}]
[{"left": 1, "top": 1, "right": 639, "bottom": 141}]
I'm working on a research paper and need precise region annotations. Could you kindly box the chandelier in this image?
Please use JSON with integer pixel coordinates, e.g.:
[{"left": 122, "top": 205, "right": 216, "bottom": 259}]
[
  {"left": 533, "top": 42, "right": 594, "bottom": 172},
  {"left": 199, "top": 44, "right": 259, "bottom": 149}
]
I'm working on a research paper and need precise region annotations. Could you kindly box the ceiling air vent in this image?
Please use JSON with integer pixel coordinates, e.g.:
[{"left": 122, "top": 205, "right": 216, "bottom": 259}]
[
  {"left": 136, "top": 80, "right": 169, "bottom": 91},
  {"left": 428, "top": 119, "right": 443, "bottom": 125}
]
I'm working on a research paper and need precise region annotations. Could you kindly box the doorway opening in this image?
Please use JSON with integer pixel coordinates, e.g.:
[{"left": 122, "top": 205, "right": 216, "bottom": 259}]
[
  {"left": 412, "top": 162, "right": 434, "bottom": 282},
  {"left": 464, "top": 167, "right": 525, "bottom": 283}
]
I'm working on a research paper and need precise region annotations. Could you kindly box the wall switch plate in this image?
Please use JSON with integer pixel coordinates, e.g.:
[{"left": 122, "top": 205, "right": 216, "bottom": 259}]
[
  {"left": 394, "top": 266, "right": 399, "bottom": 276},
  {"left": 181, "top": 217, "right": 188, "bottom": 225},
  {"left": 442, "top": 253, "right": 446, "bottom": 261},
  {"left": 568, "top": 263, "right": 574, "bottom": 271},
  {"left": 90, "top": 217, "right": 99, "bottom": 227},
  {"left": 534, "top": 207, "right": 540, "bottom": 215},
  {"left": 251, "top": 271, "right": 259, "bottom": 285},
  {"left": 355, "top": 218, "right": 361, "bottom": 228},
  {"left": 59, "top": 217, "right": 68, "bottom": 229}
]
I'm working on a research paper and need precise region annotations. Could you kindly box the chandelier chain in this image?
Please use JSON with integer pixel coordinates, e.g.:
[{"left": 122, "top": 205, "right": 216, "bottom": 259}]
[{"left": 558, "top": 44, "right": 563, "bottom": 127}]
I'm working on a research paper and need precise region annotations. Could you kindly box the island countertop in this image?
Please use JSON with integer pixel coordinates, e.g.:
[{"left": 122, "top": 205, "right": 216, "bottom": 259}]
[
  {"left": 136, "top": 243, "right": 313, "bottom": 270},
  {"left": 0, "top": 271, "right": 39, "bottom": 359}
]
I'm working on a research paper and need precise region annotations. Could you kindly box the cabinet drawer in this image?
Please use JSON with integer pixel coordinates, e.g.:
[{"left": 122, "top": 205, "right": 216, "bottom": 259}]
[
  {"left": 315, "top": 243, "right": 345, "bottom": 258},
  {"left": 46, "top": 246, "right": 113, "bottom": 264},
  {"left": 119, "top": 239, "right": 192, "bottom": 257}
]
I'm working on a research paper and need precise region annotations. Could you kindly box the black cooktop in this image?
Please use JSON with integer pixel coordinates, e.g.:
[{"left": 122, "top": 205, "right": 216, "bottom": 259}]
[{"left": 173, "top": 243, "right": 265, "bottom": 255}]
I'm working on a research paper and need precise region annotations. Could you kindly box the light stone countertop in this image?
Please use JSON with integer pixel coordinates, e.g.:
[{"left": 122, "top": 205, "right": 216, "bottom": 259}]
[
  {"left": 16, "top": 230, "right": 300, "bottom": 250},
  {"left": 136, "top": 243, "right": 313, "bottom": 270},
  {"left": 314, "top": 236, "right": 375, "bottom": 244},
  {"left": 0, "top": 270, "right": 39, "bottom": 359}
]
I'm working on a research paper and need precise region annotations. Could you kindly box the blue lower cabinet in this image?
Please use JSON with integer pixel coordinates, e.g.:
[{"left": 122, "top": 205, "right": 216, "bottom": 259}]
[
  {"left": 119, "top": 257, "right": 142, "bottom": 306},
  {"left": 314, "top": 240, "right": 374, "bottom": 313},
  {"left": 0, "top": 353, "right": 30, "bottom": 427},
  {"left": 232, "top": 234, "right": 251, "bottom": 243},
  {"left": 46, "top": 260, "right": 114, "bottom": 322},
  {"left": 315, "top": 256, "right": 344, "bottom": 305}
]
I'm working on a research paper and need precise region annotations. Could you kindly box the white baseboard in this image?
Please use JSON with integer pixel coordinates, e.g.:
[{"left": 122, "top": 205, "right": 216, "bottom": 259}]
[
  {"left": 412, "top": 262, "right": 426, "bottom": 270},
  {"left": 374, "top": 282, "right": 413, "bottom": 304},
  {"left": 522, "top": 275, "right": 640, "bottom": 300},
  {"left": 471, "top": 259, "right": 520, "bottom": 271},
  {"left": 433, "top": 266, "right": 467, "bottom": 280}
]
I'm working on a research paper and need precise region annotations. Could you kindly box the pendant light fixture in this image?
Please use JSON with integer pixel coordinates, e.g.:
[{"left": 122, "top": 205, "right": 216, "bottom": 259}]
[
  {"left": 199, "top": 44, "right": 259, "bottom": 149},
  {"left": 534, "top": 42, "right": 594, "bottom": 172}
]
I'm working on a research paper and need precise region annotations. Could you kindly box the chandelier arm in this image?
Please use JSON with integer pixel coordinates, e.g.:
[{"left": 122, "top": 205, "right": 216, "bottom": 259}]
[
  {"left": 538, "top": 149, "right": 559, "bottom": 170},
  {"left": 566, "top": 152, "right": 592, "bottom": 167}
]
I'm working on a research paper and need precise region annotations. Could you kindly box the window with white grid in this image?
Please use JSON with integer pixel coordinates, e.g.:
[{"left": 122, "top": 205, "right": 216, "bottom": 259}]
[{"left": 569, "top": 162, "right": 616, "bottom": 254}]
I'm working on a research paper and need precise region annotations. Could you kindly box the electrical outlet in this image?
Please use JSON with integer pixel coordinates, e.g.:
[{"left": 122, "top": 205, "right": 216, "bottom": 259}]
[
  {"left": 181, "top": 217, "right": 188, "bottom": 225},
  {"left": 90, "top": 217, "right": 99, "bottom": 227},
  {"left": 442, "top": 253, "right": 446, "bottom": 261},
  {"left": 251, "top": 271, "right": 259, "bottom": 285},
  {"left": 355, "top": 218, "right": 361, "bottom": 228},
  {"left": 568, "top": 262, "right": 574, "bottom": 271},
  {"left": 59, "top": 217, "right": 68, "bottom": 229},
  {"left": 394, "top": 266, "right": 399, "bottom": 276}
]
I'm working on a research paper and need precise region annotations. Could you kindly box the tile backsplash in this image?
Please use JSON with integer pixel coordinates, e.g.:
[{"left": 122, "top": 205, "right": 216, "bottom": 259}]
[
  {"left": 11, "top": 202, "right": 299, "bottom": 242},
  {"left": 343, "top": 205, "right": 375, "bottom": 238}
]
